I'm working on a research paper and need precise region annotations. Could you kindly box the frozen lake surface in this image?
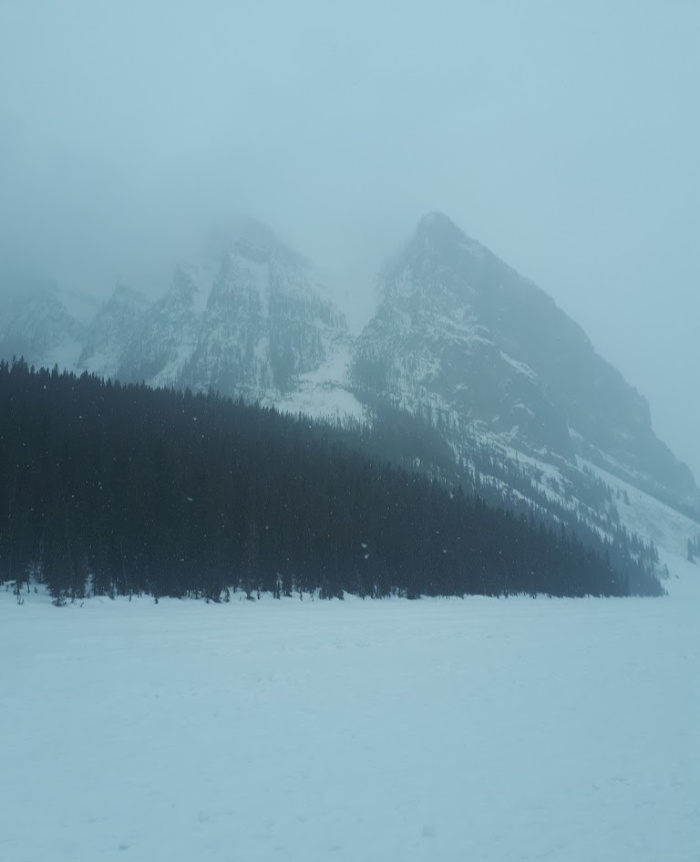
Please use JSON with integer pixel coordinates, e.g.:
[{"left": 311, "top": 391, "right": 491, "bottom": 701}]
[{"left": 1, "top": 567, "right": 698, "bottom": 862}]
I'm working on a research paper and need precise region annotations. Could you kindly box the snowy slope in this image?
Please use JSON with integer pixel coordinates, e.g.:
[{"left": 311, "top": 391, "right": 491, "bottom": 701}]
[
  {"left": 274, "top": 337, "right": 368, "bottom": 422},
  {"left": 579, "top": 457, "right": 700, "bottom": 577},
  {"left": 1, "top": 581, "right": 698, "bottom": 862}
]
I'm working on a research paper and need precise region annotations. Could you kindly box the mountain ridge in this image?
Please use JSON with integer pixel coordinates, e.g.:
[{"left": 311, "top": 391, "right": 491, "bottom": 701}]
[{"left": 1, "top": 213, "right": 697, "bottom": 544}]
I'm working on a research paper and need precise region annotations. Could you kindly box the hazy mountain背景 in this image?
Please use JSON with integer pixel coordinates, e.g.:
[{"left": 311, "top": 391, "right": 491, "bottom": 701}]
[
  {"left": 1, "top": 212, "right": 698, "bottom": 568},
  {"left": 351, "top": 213, "right": 699, "bottom": 514}
]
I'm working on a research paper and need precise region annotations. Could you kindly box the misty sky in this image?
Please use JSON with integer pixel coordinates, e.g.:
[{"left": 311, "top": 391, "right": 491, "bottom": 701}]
[{"left": 1, "top": 0, "right": 698, "bottom": 481}]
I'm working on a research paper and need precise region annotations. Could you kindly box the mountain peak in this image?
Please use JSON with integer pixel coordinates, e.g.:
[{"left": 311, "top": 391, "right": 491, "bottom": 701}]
[
  {"left": 355, "top": 213, "right": 700, "bottom": 512},
  {"left": 206, "top": 217, "right": 306, "bottom": 269},
  {"left": 408, "top": 212, "right": 491, "bottom": 270},
  {"left": 416, "top": 211, "right": 464, "bottom": 240}
]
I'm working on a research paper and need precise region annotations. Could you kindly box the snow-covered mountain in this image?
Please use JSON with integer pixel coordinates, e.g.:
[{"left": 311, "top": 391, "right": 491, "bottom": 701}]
[
  {"left": 77, "top": 284, "right": 152, "bottom": 380},
  {"left": 351, "top": 213, "right": 699, "bottom": 516},
  {"left": 56, "top": 221, "right": 353, "bottom": 409},
  {"left": 1, "top": 214, "right": 698, "bottom": 553},
  {"left": 117, "top": 266, "right": 205, "bottom": 388},
  {"left": 178, "top": 223, "right": 349, "bottom": 399},
  {"left": 0, "top": 274, "right": 96, "bottom": 372}
]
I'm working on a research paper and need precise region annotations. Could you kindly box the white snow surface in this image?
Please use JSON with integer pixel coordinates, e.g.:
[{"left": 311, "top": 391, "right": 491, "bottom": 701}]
[
  {"left": 578, "top": 458, "right": 700, "bottom": 563},
  {"left": 2, "top": 571, "right": 698, "bottom": 862},
  {"left": 499, "top": 349, "right": 537, "bottom": 380},
  {"left": 275, "top": 339, "right": 367, "bottom": 423}
]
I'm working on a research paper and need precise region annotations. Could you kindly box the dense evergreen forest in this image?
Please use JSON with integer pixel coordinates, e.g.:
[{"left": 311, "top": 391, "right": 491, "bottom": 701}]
[{"left": 0, "top": 360, "right": 664, "bottom": 603}]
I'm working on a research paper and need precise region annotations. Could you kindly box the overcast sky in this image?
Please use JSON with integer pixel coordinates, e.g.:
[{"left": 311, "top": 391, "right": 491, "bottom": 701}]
[{"left": 1, "top": 0, "right": 698, "bottom": 481}]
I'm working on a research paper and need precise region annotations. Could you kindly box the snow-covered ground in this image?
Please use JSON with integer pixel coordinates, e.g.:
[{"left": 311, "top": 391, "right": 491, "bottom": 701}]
[{"left": 2, "top": 564, "right": 698, "bottom": 862}]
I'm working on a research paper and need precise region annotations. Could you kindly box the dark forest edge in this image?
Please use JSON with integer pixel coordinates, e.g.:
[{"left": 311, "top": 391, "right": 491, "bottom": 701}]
[{"left": 0, "top": 359, "right": 665, "bottom": 605}]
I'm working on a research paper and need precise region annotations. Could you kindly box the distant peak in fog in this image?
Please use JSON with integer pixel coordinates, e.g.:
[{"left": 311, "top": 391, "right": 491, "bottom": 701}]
[
  {"left": 416, "top": 211, "right": 464, "bottom": 239},
  {"left": 412, "top": 211, "right": 492, "bottom": 261},
  {"left": 109, "top": 283, "right": 152, "bottom": 307},
  {"left": 203, "top": 216, "right": 308, "bottom": 269}
]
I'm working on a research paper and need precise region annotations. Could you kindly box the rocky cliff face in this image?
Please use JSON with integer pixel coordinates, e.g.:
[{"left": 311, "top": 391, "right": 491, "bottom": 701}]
[
  {"left": 351, "top": 213, "right": 699, "bottom": 511},
  {"left": 117, "top": 267, "right": 204, "bottom": 388},
  {"left": 179, "top": 227, "right": 348, "bottom": 399},
  {"left": 42, "top": 222, "right": 352, "bottom": 404},
  {"left": 78, "top": 284, "right": 152, "bottom": 380}
]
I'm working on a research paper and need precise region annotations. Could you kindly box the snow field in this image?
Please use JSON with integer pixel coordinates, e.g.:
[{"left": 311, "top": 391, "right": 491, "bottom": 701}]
[{"left": 1, "top": 573, "right": 698, "bottom": 862}]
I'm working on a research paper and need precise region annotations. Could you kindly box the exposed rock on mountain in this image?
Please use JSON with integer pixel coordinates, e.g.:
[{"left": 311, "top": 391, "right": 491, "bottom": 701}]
[
  {"left": 179, "top": 224, "right": 348, "bottom": 399},
  {"left": 117, "top": 267, "right": 204, "bottom": 388},
  {"left": 351, "top": 213, "right": 698, "bottom": 512},
  {"left": 0, "top": 214, "right": 697, "bottom": 526},
  {"left": 78, "top": 284, "right": 152, "bottom": 380}
]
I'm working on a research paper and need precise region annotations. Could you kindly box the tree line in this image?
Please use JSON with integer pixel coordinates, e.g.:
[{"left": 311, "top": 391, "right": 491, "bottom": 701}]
[{"left": 0, "top": 359, "right": 664, "bottom": 604}]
